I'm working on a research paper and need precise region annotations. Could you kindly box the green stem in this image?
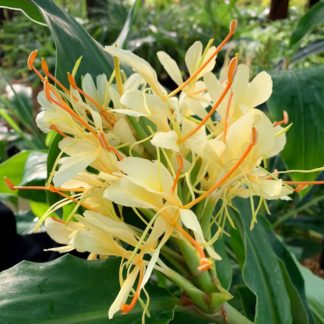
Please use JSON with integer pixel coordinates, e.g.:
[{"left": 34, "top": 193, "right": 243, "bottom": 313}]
[
  {"left": 158, "top": 265, "right": 210, "bottom": 312},
  {"left": 175, "top": 238, "right": 217, "bottom": 293},
  {"left": 273, "top": 195, "right": 324, "bottom": 228},
  {"left": 223, "top": 303, "right": 253, "bottom": 324}
]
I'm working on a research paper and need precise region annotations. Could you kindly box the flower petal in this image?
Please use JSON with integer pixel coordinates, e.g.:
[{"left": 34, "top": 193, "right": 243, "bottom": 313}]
[{"left": 157, "top": 51, "right": 183, "bottom": 85}]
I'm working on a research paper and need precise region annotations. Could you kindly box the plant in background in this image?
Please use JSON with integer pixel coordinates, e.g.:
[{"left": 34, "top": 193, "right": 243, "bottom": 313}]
[
  {"left": 1, "top": 1, "right": 324, "bottom": 323},
  {"left": 3, "top": 18, "right": 324, "bottom": 322}
]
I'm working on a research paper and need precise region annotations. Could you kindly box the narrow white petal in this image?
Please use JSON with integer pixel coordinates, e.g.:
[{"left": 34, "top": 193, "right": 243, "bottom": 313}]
[
  {"left": 157, "top": 51, "right": 183, "bottom": 85},
  {"left": 185, "top": 41, "right": 202, "bottom": 76},
  {"left": 151, "top": 131, "right": 179, "bottom": 152}
]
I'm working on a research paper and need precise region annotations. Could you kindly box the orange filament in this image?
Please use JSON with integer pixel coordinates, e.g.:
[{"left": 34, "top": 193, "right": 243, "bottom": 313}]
[
  {"left": 184, "top": 127, "right": 257, "bottom": 209},
  {"left": 41, "top": 58, "right": 72, "bottom": 96},
  {"left": 98, "top": 132, "right": 123, "bottom": 160},
  {"left": 223, "top": 92, "right": 233, "bottom": 143},
  {"left": 285, "top": 180, "right": 324, "bottom": 186},
  {"left": 27, "top": 50, "right": 45, "bottom": 81},
  {"left": 167, "top": 20, "right": 237, "bottom": 98},
  {"left": 4, "top": 177, "right": 90, "bottom": 208},
  {"left": 273, "top": 111, "right": 288, "bottom": 127},
  {"left": 294, "top": 184, "right": 308, "bottom": 192},
  {"left": 175, "top": 224, "right": 211, "bottom": 272},
  {"left": 50, "top": 125, "right": 67, "bottom": 138},
  {"left": 178, "top": 57, "right": 237, "bottom": 144},
  {"left": 171, "top": 154, "right": 184, "bottom": 192},
  {"left": 120, "top": 264, "right": 144, "bottom": 314},
  {"left": 67, "top": 73, "right": 116, "bottom": 128},
  {"left": 44, "top": 80, "right": 98, "bottom": 137}
]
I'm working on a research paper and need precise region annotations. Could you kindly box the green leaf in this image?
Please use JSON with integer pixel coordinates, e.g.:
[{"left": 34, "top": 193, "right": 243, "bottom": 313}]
[
  {"left": 214, "top": 235, "right": 232, "bottom": 290},
  {"left": 0, "top": 0, "right": 45, "bottom": 25},
  {"left": 298, "top": 264, "right": 324, "bottom": 324},
  {"left": 0, "top": 254, "right": 175, "bottom": 323},
  {"left": 290, "top": 1, "right": 324, "bottom": 46},
  {"left": 0, "top": 151, "right": 30, "bottom": 195},
  {"left": 18, "top": 151, "right": 47, "bottom": 202},
  {"left": 233, "top": 199, "right": 292, "bottom": 324},
  {"left": 264, "top": 219, "right": 313, "bottom": 323},
  {"left": 115, "top": 0, "right": 141, "bottom": 48},
  {"left": 268, "top": 67, "right": 324, "bottom": 181},
  {"left": 31, "top": 0, "right": 114, "bottom": 86}
]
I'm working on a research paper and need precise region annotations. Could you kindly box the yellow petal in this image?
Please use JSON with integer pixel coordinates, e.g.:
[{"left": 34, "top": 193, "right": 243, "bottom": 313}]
[
  {"left": 105, "top": 46, "right": 166, "bottom": 98},
  {"left": 157, "top": 51, "right": 183, "bottom": 85},
  {"left": 151, "top": 131, "right": 179, "bottom": 152}
]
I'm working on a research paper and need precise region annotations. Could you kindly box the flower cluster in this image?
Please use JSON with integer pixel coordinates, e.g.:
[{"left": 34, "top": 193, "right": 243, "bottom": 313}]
[{"left": 6, "top": 20, "right": 322, "bottom": 321}]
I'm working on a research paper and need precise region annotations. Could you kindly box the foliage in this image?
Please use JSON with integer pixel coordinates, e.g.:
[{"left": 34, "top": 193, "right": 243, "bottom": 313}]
[{"left": 0, "top": 0, "right": 323, "bottom": 323}]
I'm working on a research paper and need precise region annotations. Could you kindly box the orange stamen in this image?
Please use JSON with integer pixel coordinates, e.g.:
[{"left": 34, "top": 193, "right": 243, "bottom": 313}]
[
  {"left": 175, "top": 224, "right": 211, "bottom": 272},
  {"left": 41, "top": 58, "right": 72, "bottom": 95},
  {"left": 67, "top": 73, "right": 116, "bottom": 128},
  {"left": 167, "top": 20, "right": 237, "bottom": 98},
  {"left": 285, "top": 180, "right": 324, "bottom": 186},
  {"left": 5, "top": 178, "right": 90, "bottom": 208},
  {"left": 120, "top": 263, "right": 144, "bottom": 314},
  {"left": 178, "top": 57, "right": 238, "bottom": 144},
  {"left": 98, "top": 132, "right": 123, "bottom": 160},
  {"left": 223, "top": 92, "right": 233, "bottom": 143},
  {"left": 171, "top": 154, "right": 184, "bottom": 192},
  {"left": 44, "top": 80, "right": 97, "bottom": 137},
  {"left": 184, "top": 127, "right": 257, "bottom": 209},
  {"left": 50, "top": 125, "right": 67, "bottom": 138},
  {"left": 273, "top": 111, "right": 289, "bottom": 127},
  {"left": 294, "top": 184, "right": 308, "bottom": 192},
  {"left": 27, "top": 50, "right": 45, "bottom": 81}
]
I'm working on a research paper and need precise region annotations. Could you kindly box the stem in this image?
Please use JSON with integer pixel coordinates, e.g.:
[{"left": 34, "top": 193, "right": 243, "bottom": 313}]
[
  {"left": 223, "top": 303, "right": 253, "bottom": 324},
  {"left": 158, "top": 265, "right": 210, "bottom": 312},
  {"left": 273, "top": 195, "right": 324, "bottom": 228},
  {"left": 175, "top": 238, "right": 217, "bottom": 293}
]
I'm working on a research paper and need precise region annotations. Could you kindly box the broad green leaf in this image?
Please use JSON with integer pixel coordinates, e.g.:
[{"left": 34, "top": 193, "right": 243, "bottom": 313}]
[
  {"left": 31, "top": 0, "right": 114, "bottom": 86},
  {"left": 264, "top": 219, "right": 313, "bottom": 324},
  {"left": 290, "top": 1, "right": 324, "bottom": 46},
  {"left": 18, "top": 151, "right": 47, "bottom": 202},
  {"left": 0, "top": 254, "right": 175, "bottom": 323},
  {"left": 298, "top": 264, "right": 324, "bottom": 324},
  {"left": 0, "top": 0, "right": 45, "bottom": 25},
  {"left": 233, "top": 199, "right": 292, "bottom": 324},
  {"left": 268, "top": 67, "right": 324, "bottom": 181},
  {"left": 0, "top": 151, "right": 30, "bottom": 195},
  {"left": 214, "top": 235, "right": 232, "bottom": 290}
]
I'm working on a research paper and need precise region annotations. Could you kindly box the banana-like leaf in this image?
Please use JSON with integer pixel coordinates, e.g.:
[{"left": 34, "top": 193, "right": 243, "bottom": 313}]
[
  {"left": 233, "top": 199, "right": 312, "bottom": 324},
  {"left": 0, "top": 254, "right": 175, "bottom": 323},
  {"left": 290, "top": 1, "right": 324, "bottom": 46},
  {"left": 30, "top": 0, "right": 114, "bottom": 86},
  {"left": 0, "top": 0, "right": 45, "bottom": 25},
  {"left": 268, "top": 66, "right": 324, "bottom": 182}
]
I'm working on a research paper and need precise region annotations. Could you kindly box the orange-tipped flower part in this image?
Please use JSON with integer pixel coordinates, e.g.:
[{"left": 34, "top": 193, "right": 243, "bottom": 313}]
[
  {"left": 44, "top": 79, "right": 53, "bottom": 103},
  {"left": 120, "top": 264, "right": 144, "bottom": 314},
  {"left": 171, "top": 154, "right": 184, "bottom": 192},
  {"left": 230, "top": 19, "right": 238, "bottom": 34},
  {"left": 273, "top": 110, "right": 289, "bottom": 127},
  {"left": 227, "top": 57, "right": 238, "bottom": 83},
  {"left": 4, "top": 177, "right": 15, "bottom": 190},
  {"left": 251, "top": 126, "right": 257, "bottom": 145},
  {"left": 197, "top": 258, "right": 212, "bottom": 272},
  {"left": 27, "top": 50, "right": 38, "bottom": 70},
  {"left": 41, "top": 57, "right": 49, "bottom": 74},
  {"left": 67, "top": 72, "right": 78, "bottom": 89}
]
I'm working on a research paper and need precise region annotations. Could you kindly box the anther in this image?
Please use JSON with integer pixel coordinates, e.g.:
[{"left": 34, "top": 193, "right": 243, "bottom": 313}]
[
  {"left": 273, "top": 111, "right": 289, "bottom": 127},
  {"left": 230, "top": 19, "right": 237, "bottom": 34},
  {"left": 227, "top": 57, "right": 238, "bottom": 83},
  {"left": 27, "top": 50, "right": 38, "bottom": 70},
  {"left": 41, "top": 57, "right": 49, "bottom": 74}
]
